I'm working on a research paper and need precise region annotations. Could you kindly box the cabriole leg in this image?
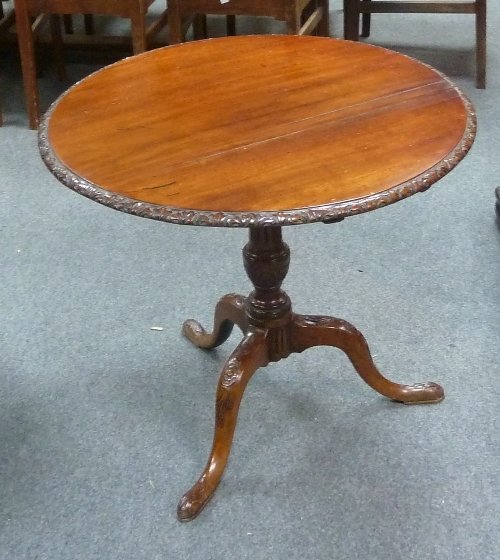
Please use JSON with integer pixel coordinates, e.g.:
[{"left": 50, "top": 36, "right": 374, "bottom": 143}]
[
  {"left": 177, "top": 328, "right": 269, "bottom": 521},
  {"left": 291, "top": 314, "right": 444, "bottom": 404},
  {"left": 182, "top": 293, "right": 248, "bottom": 349}
]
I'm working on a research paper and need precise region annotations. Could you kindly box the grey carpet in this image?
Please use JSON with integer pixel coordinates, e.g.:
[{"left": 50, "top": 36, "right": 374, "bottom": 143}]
[{"left": 1, "top": 2, "right": 499, "bottom": 558}]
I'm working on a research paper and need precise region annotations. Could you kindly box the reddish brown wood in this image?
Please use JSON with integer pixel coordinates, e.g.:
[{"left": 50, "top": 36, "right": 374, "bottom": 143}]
[
  {"left": 168, "top": 0, "right": 329, "bottom": 43},
  {"left": 13, "top": 0, "right": 169, "bottom": 129},
  {"left": 42, "top": 36, "right": 475, "bottom": 224},
  {"left": 243, "top": 227, "right": 291, "bottom": 329},
  {"left": 343, "top": 0, "right": 487, "bottom": 88},
  {"left": 182, "top": 293, "right": 248, "bottom": 349},
  {"left": 178, "top": 225, "right": 443, "bottom": 521},
  {"left": 291, "top": 314, "right": 443, "bottom": 403},
  {"left": 39, "top": 36, "right": 474, "bottom": 521},
  {"left": 177, "top": 327, "right": 269, "bottom": 521}
]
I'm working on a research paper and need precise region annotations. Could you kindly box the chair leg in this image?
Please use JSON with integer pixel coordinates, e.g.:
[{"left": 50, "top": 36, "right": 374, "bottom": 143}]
[
  {"left": 285, "top": 5, "right": 301, "bottom": 34},
  {"left": 50, "top": 14, "right": 67, "bottom": 81},
  {"left": 84, "top": 14, "right": 95, "bottom": 35},
  {"left": 476, "top": 0, "right": 486, "bottom": 89},
  {"left": 130, "top": 7, "right": 147, "bottom": 53},
  {"left": 62, "top": 14, "right": 73, "bottom": 34},
  {"left": 192, "top": 14, "right": 208, "bottom": 39},
  {"left": 168, "top": 0, "right": 184, "bottom": 44},
  {"left": 15, "top": 0, "right": 40, "bottom": 128},
  {"left": 226, "top": 14, "right": 236, "bottom": 36},
  {"left": 343, "top": 0, "right": 360, "bottom": 40},
  {"left": 361, "top": 0, "right": 371, "bottom": 37},
  {"left": 317, "top": 0, "right": 330, "bottom": 37}
]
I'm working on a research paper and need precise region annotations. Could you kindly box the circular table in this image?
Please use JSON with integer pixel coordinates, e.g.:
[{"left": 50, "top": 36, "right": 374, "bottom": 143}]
[{"left": 39, "top": 35, "right": 476, "bottom": 522}]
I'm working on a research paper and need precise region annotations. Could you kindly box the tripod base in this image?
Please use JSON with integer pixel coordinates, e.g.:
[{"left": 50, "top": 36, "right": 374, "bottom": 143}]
[{"left": 177, "top": 227, "right": 444, "bottom": 521}]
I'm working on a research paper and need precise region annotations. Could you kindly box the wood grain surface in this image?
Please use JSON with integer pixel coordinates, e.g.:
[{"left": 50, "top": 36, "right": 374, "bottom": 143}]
[{"left": 43, "top": 35, "right": 474, "bottom": 220}]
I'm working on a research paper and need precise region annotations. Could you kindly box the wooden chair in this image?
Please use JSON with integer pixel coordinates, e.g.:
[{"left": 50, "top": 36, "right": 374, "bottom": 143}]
[
  {"left": 168, "top": 0, "right": 330, "bottom": 44},
  {"left": 0, "top": 0, "right": 16, "bottom": 125},
  {"left": 343, "top": 0, "right": 487, "bottom": 88},
  {"left": 13, "top": 0, "right": 169, "bottom": 129}
]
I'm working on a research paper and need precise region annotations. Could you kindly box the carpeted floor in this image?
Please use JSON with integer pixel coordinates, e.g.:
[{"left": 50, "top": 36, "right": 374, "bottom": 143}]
[{"left": 1, "top": 2, "right": 499, "bottom": 559}]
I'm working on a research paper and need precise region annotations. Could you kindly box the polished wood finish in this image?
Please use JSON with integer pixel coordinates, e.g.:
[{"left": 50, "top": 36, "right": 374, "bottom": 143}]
[
  {"left": 168, "top": 0, "right": 329, "bottom": 44},
  {"left": 13, "top": 0, "right": 168, "bottom": 129},
  {"left": 43, "top": 36, "right": 474, "bottom": 224},
  {"left": 343, "top": 0, "right": 487, "bottom": 88},
  {"left": 40, "top": 36, "right": 475, "bottom": 521},
  {"left": 177, "top": 226, "right": 443, "bottom": 521}
]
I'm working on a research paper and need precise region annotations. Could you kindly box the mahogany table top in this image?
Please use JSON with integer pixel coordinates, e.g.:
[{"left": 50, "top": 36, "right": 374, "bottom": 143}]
[{"left": 39, "top": 35, "right": 476, "bottom": 227}]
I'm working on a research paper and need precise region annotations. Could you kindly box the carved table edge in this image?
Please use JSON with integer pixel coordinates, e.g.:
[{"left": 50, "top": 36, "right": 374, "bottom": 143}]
[{"left": 38, "top": 72, "right": 476, "bottom": 229}]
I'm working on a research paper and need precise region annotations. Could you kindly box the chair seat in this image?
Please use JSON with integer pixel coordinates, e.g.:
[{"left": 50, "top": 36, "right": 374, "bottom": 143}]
[
  {"left": 171, "top": 0, "right": 311, "bottom": 18},
  {"left": 343, "top": 0, "right": 487, "bottom": 88},
  {"left": 353, "top": 1, "right": 477, "bottom": 12},
  {"left": 26, "top": 0, "right": 156, "bottom": 16},
  {"left": 168, "top": 0, "right": 330, "bottom": 44}
]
